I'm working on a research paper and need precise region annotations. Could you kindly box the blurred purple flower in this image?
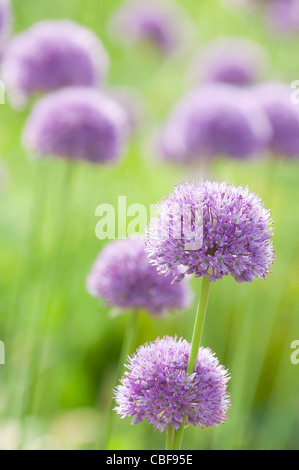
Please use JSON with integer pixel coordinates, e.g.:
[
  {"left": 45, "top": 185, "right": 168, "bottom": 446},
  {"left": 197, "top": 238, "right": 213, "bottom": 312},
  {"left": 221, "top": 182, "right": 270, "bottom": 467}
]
[
  {"left": 22, "top": 87, "right": 129, "bottom": 164},
  {"left": 109, "top": 0, "right": 193, "bottom": 56},
  {"left": 158, "top": 85, "right": 272, "bottom": 163},
  {"left": 224, "top": 0, "right": 299, "bottom": 34},
  {"left": 254, "top": 82, "right": 299, "bottom": 157},
  {"left": 0, "top": 0, "right": 12, "bottom": 57},
  {"left": 87, "top": 239, "right": 192, "bottom": 316},
  {"left": 189, "top": 37, "right": 267, "bottom": 86},
  {"left": 2, "top": 20, "right": 109, "bottom": 107},
  {"left": 114, "top": 336, "right": 230, "bottom": 432},
  {"left": 266, "top": 0, "right": 299, "bottom": 34},
  {"left": 145, "top": 181, "right": 275, "bottom": 283}
]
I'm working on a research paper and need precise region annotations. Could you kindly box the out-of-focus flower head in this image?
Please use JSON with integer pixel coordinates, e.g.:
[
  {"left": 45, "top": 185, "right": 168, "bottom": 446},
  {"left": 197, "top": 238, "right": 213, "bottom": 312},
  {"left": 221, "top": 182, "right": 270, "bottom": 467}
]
[
  {"left": 109, "top": 0, "right": 194, "bottom": 57},
  {"left": 189, "top": 37, "right": 267, "bottom": 87},
  {"left": 2, "top": 20, "right": 109, "bottom": 107},
  {"left": 114, "top": 336, "right": 230, "bottom": 432},
  {"left": 254, "top": 82, "right": 299, "bottom": 158},
  {"left": 266, "top": 0, "right": 299, "bottom": 34},
  {"left": 157, "top": 85, "right": 272, "bottom": 164},
  {"left": 86, "top": 238, "right": 192, "bottom": 316},
  {"left": 22, "top": 87, "right": 129, "bottom": 164},
  {"left": 223, "top": 0, "right": 299, "bottom": 35},
  {"left": 0, "top": 0, "right": 12, "bottom": 57},
  {"left": 145, "top": 181, "right": 275, "bottom": 283}
]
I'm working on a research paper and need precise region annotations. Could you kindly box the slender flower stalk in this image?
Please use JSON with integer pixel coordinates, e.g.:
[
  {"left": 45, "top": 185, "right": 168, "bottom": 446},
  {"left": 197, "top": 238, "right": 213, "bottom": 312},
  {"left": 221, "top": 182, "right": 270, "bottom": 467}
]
[
  {"left": 27, "top": 162, "right": 75, "bottom": 417},
  {"left": 6, "top": 161, "right": 75, "bottom": 451},
  {"left": 165, "top": 424, "right": 175, "bottom": 450},
  {"left": 6, "top": 162, "right": 53, "bottom": 419},
  {"left": 173, "top": 276, "right": 211, "bottom": 450},
  {"left": 21, "top": 162, "right": 76, "bottom": 420},
  {"left": 103, "top": 309, "right": 139, "bottom": 450},
  {"left": 187, "top": 276, "right": 211, "bottom": 375}
]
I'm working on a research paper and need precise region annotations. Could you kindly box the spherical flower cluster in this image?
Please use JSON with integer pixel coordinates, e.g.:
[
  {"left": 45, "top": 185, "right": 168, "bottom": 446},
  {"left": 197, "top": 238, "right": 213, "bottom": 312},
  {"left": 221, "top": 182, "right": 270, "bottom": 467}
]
[
  {"left": 253, "top": 82, "right": 299, "bottom": 158},
  {"left": 109, "top": 0, "right": 193, "bottom": 56},
  {"left": 145, "top": 181, "right": 275, "bottom": 283},
  {"left": 158, "top": 85, "right": 272, "bottom": 163},
  {"left": 2, "top": 20, "right": 109, "bottom": 107},
  {"left": 189, "top": 37, "right": 267, "bottom": 86},
  {"left": 87, "top": 239, "right": 192, "bottom": 316},
  {"left": 225, "top": 0, "right": 299, "bottom": 34},
  {"left": 114, "top": 336, "right": 230, "bottom": 432},
  {"left": 22, "top": 87, "right": 129, "bottom": 164},
  {"left": 0, "top": 0, "right": 12, "bottom": 57},
  {"left": 266, "top": 0, "right": 299, "bottom": 34}
]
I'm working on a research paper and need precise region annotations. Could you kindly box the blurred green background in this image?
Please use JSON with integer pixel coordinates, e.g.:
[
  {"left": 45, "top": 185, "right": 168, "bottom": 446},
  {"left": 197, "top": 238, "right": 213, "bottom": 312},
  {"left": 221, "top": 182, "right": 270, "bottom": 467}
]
[{"left": 0, "top": 0, "right": 299, "bottom": 450}]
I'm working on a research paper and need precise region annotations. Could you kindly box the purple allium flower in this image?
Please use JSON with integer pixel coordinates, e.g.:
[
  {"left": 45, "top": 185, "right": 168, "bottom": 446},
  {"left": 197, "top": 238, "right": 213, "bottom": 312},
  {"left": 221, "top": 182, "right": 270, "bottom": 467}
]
[
  {"left": 266, "top": 0, "right": 299, "bottom": 34},
  {"left": 224, "top": 0, "right": 299, "bottom": 34},
  {"left": 109, "top": 0, "right": 193, "bottom": 56},
  {"left": 0, "top": 0, "right": 12, "bottom": 56},
  {"left": 22, "top": 87, "right": 129, "bottom": 164},
  {"left": 86, "top": 239, "right": 192, "bottom": 316},
  {"left": 2, "top": 20, "right": 109, "bottom": 107},
  {"left": 145, "top": 181, "right": 275, "bottom": 283},
  {"left": 254, "top": 82, "right": 299, "bottom": 157},
  {"left": 158, "top": 85, "right": 272, "bottom": 163},
  {"left": 114, "top": 336, "right": 230, "bottom": 432},
  {"left": 190, "top": 37, "right": 267, "bottom": 86}
]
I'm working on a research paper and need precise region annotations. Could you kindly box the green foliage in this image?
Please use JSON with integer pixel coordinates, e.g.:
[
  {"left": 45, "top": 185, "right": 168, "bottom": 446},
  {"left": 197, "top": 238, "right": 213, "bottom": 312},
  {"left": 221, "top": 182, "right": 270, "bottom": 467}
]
[{"left": 0, "top": 0, "right": 298, "bottom": 450}]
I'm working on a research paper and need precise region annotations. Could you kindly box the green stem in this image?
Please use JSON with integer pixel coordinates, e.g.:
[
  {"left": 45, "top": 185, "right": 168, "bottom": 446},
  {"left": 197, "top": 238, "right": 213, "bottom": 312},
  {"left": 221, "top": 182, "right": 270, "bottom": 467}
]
[
  {"left": 172, "top": 276, "right": 211, "bottom": 450},
  {"left": 11, "top": 162, "right": 75, "bottom": 435},
  {"left": 27, "top": 162, "right": 75, "bottom": 417},
  {"left": 102, "top": 310, "right": 139, "bottom": 450},
  {"left": 187, "top": 276, "right": 211, "bottom": 374},
  {"left": 6, "top": 162, "right": 51, "bottom": 420},
  {"left": 165, "top": 424, "right": 174, "bottom": 450},
  {"left": 172, "top": 420, "right": 185, "bottom": 451}
]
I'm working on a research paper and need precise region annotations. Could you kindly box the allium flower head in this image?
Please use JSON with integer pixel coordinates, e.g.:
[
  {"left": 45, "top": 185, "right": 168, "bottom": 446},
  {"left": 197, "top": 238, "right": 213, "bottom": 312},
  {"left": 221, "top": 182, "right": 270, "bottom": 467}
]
[
  {"left": 2, "top": 20, "right": 109, "bottom": 107},
  {"left": 224, "top": 0, "right": 299, "bottom": 34},
  {"left": 87, "top": 239, "right": 192, "bottom": 316},
  {"left": 266, "top": 0, "right": 299, "bottom": 34},
  {"left": 146, "top": 181, "right": 275, "bottom": 283},
  {"left": 114, "top": 336, "right": 230, "bottom": 432},
  {"left": 158, "top": 85, "right": 272, "bottom": 163},
  {"left": 254, "top": 82, "right": 299, "bottom": 157},
  {"left": 0, "top": 0, "right": 12, "bottom": 56},
  {"left": 109, "top": 0, "right": 193, "bottom": 56},
  {"left": 22, "top": 87, "right": 129, "bottom": 164},
  {"left": 190, "top": 37, "right": 267, "bottom": 86}
]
